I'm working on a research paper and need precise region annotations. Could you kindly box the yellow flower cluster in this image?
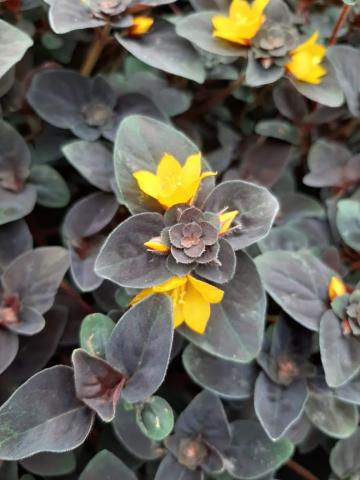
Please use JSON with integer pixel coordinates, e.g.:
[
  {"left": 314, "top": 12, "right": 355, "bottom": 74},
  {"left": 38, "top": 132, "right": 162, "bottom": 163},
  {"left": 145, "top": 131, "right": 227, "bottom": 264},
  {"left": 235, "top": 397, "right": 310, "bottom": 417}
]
[
  {"left": 211, "top": 0, "right": 327, "bottom": 85},
  {"left": 132, "top": 152, "right": 241, "bottom": 335}
]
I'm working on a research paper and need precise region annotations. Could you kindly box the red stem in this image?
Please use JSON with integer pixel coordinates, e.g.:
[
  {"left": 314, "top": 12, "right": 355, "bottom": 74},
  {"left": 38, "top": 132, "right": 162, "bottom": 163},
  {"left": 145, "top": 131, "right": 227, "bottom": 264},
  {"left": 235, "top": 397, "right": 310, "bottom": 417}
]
[
  {"left": 60, "top": 280, "right": 95, "bottom": 315},
  {"left": 286, "top": 460, "right": 319, "bottom": 480},
  {"left": 329, "top": 4, "right": 350, "bottom": 46}
]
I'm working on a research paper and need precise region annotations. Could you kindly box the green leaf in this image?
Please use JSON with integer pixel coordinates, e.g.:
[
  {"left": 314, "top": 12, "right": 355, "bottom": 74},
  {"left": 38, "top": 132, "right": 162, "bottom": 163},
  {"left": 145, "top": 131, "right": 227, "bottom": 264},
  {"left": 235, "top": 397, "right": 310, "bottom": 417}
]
[
  {"left": 330, "top": 428, "right": 360, "bottom": 479},
  {"left": 136, "top": 396, "right": 174, "bottom": 441},
  {"left": 29, "top": 164, "right": 70, "bottom": 208},
  {"left": 113, "top": 401, "right": 162, "bottom": 460},
  {"left": 0, "top": 20, "right": 33, "bottom": 79},
  {"left": 116, "top": 20, "right": 206, "bottom": 83},
  {"left": 80, "top": 313, "right": 115, "bottom": 358},
  {"left": 225, "top": 420, "right": 294, "bottom": 479},
  {"left": 20, "top": 452, "right": 76, "bottom": 477},
  {"left": 337, "top": 199, "right": 360, "bottom": 252},
  {"left": 306, "top": 395, "right": 359, "bottom": 439},
  {"left": 79, "top": 450, "right": 137, "bottom": 480}
]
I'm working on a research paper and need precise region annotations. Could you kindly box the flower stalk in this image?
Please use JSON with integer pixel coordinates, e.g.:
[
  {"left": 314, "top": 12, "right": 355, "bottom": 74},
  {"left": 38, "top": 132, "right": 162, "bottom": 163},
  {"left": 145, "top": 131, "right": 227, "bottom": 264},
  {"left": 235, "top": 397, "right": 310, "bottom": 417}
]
[{"left": 80, "top": 23, "right": 112, "bottom": 77}]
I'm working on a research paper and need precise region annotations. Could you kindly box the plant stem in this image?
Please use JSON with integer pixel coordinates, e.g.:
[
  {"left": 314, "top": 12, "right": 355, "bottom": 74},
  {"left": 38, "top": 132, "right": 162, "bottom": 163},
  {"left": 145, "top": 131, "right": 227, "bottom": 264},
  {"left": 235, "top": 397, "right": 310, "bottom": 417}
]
[
  {"left": 182, "top": 75, "right": 245, "bottom": 120},
  {"left": 329, "top": 4, "right": 350, "bottom": 46},
  {"left": 60, "top": 280, "right": 95, "bottom": 314},
  {"left": 80, "top": 23, "right": 112, "bottom": 77},
  {"left": 286, "top": 460, "right": 319, "bottom": 480}
]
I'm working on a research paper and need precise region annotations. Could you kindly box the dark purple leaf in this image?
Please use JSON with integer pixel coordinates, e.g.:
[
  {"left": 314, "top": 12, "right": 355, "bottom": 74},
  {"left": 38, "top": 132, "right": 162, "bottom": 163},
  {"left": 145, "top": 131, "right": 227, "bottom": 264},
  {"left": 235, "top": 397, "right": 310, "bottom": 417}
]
[
  {"left": 2, "top": 247, "right": 69, "bottom": 314},
  {"left": 72, "top": 349, "right": 125, "bottom": 422},
  {"left": 106, "top": 294, "right": 173, "bottom": 403},
  {"left": 203, "top": 180, "right": 279, "bottom": 250},
  {"left": 0, "top": 328, "right": 18, "bottom": 375},
  {"left": 0, "top": 366, "right": 95, "bottom": 460},
  {"left": 95, "top": 213, "right": 173, "bottom": 288}
]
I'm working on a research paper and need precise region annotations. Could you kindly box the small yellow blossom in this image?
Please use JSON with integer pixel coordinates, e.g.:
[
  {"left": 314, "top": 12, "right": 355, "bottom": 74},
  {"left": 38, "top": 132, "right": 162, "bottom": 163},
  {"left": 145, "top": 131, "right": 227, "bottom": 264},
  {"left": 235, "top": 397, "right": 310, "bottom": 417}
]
[
  {"left": 285, "top": 32, "right": 327, "bottom": 84},
  {"left": 133, "top": 152, "right": 216, "bottom": 209},
  {"left": 131, "top": 275, "right": 224, "bottom": 334},
  {"left": 128, "top": 16, "right": 154, "bottom": 36},
  {"left": 219, "top": 210, "right": 239, "bottom": 234},
  {"left": 212, "top": 0, "right": 269, "bottom": 46},
  {"left": 328, "top": 276, "right": 347, "bottom": 301},
  {"left": 144, "top": 238, "right": 170, "bottom": 253}
]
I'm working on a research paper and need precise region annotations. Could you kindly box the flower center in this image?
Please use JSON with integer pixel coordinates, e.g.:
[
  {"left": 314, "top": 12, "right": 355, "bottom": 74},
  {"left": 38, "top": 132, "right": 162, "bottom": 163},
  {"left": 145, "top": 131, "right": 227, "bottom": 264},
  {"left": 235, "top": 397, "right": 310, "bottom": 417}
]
[
  {"left": 277, "top": 356, "right": 300, "bottom": 385},
  {"left": 171, "top": 284, "right": 186, "bottom": 309},
  {"left": 82, "top": 102, "right": 113, "bottom": 127},
  {"left": 178, "top": 437, "right": 208, "bottom": 470},
  {"left": 0, "top": 294, "right": 21, "bottom": 327},
  {"left": 0, "top": 173, "right": 24, "bottom": 193}
]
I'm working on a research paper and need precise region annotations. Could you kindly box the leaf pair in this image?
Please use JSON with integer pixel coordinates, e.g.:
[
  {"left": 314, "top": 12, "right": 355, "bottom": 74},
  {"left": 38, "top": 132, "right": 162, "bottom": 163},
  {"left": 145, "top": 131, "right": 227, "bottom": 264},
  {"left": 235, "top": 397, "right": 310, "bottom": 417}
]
[
  {"left": 156, "top": 390, "right": 294, "bottom": 479},
  {"left": 0, "top": 247, "right": 69, "bottom": 375},
  {"left": 0, "top": 294, "right": 173, "bottom": 460}
]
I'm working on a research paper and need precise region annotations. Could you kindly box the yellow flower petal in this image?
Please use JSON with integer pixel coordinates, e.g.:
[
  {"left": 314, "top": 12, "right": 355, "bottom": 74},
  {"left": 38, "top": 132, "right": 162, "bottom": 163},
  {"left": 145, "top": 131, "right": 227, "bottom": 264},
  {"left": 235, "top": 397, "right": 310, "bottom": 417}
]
[
  {"left": 188, "top": 275, "right": 224, "bottom": 304},
  {"left": 213, "top": 16, "right": 251, "bottom": 45},
  {"left": 129, "top": 275, "right": 223, "bottom": 335},
  {"left": 172, "top": 290, "right": 185, "bottom": 328},
  {"left": 230, "top": 0, "right": 251, "bottom": 18},
  {"left": 130, "top": 288, "right": 153, "bottom": 305},
  {"left": 219, "top": 210, "right": 239, "bottom": 234},
  {"left": 286, "top": 31, "right": 327, "bottom": 84},
  {"left": 153, "top": 276, "right": 187, "bottom": 293},
  {"left": 128, "top": 16, "right": 154, "bottom": 36},
  {"left": 292, "top": 31, "right": 319, "bottom": 54},
  {"left": 133, "top": 171, "right": 160, "bottom": 200},
  {"left": 182, "top": 152, "right": 202, "bottom": 188},
  {"left": 252, "top": 0, "right": 269, "bottom": 15},
  {"left": 144, "top": 239, "right": 170, "bottom": 253},
  {"left": 328, "top": 276, "right": 347, "bottom": 301},
  {"left": 183, "top": 283, "right": 211, "bottom": 334},
  {"left": 157, "top": 153, "right": 182, "bottom": 185},
  {"left": 212, "top": 0, "right": 268, "bottom": 45},
  {"left": 134, "top": 151, "right": 216, "bottom": 209}
]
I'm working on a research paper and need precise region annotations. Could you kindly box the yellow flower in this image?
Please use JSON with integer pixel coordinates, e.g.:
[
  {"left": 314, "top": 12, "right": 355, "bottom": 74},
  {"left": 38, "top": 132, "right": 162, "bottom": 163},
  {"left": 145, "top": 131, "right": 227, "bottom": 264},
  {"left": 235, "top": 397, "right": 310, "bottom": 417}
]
[
  {"left": 285, "top": 32, "right": 327, "bottom": 84},
  {"left": 128, "top": 16, "right": 154, "bottom": 36},
  {"left": 144, "top": 238, "right": 170, "bottom": 253},
  {"left": 219, "top": 210, "right": 239, "bottom": 234},
  {"left": 133, "top": 152, "right": 216, "bottom": 209},
  {"left": 212, "top": 0, "right": 269, "bottom": 46},
  {"left": 328, "top": 276, "right": 347, "bottom": 301},
  {"left": 131, "top": 275, "right": 224, "bottom": 334}
]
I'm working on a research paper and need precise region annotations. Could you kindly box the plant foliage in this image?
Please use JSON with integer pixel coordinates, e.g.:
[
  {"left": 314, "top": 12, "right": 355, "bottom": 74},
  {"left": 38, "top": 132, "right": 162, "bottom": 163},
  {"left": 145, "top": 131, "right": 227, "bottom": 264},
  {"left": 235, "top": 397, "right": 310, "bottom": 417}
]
[{"left": 0, "top": 0, "right": 359, "bottom": 478}]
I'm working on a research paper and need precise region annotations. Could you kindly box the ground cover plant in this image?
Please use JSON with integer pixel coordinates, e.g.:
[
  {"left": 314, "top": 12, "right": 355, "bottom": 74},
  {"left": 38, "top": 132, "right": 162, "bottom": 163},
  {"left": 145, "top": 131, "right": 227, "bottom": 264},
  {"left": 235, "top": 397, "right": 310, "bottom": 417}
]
[{"left": 0, "top": 0, "right": 359, "bottom": 479}]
